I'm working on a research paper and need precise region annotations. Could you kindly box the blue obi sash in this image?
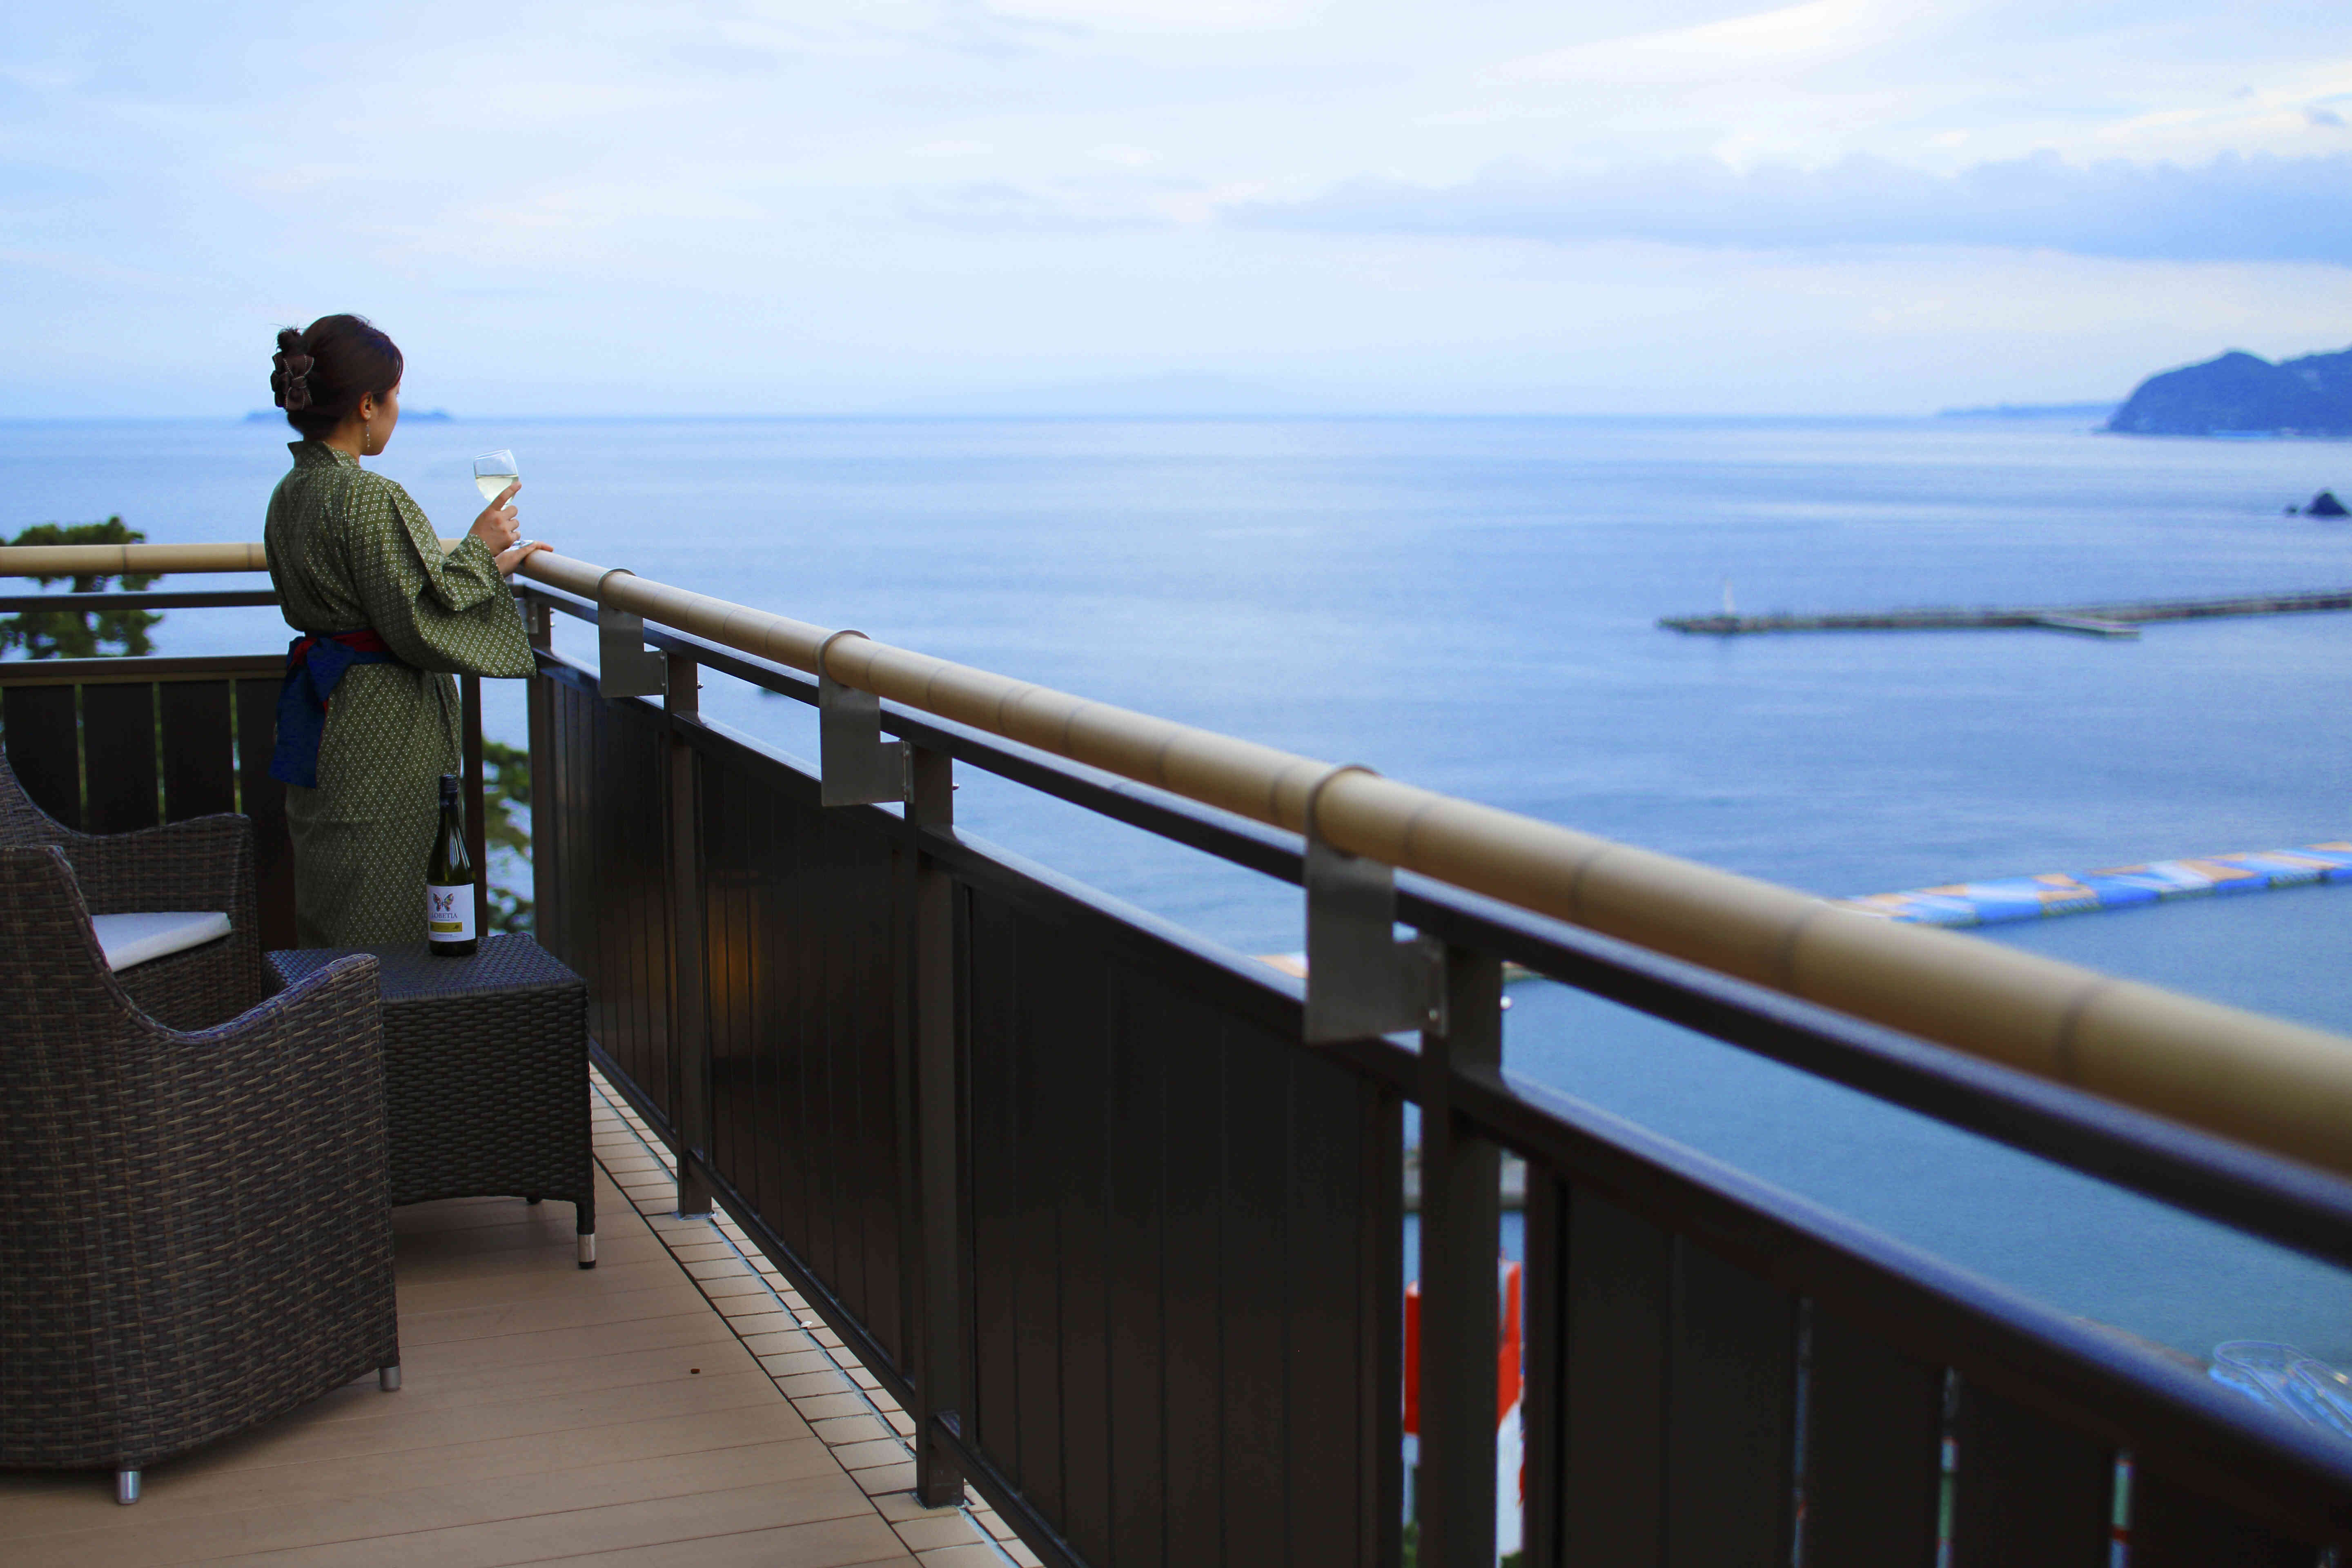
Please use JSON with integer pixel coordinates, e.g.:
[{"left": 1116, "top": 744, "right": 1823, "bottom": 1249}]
[{"left": 269, "top": 630, "right": 401, "bottom": 789}]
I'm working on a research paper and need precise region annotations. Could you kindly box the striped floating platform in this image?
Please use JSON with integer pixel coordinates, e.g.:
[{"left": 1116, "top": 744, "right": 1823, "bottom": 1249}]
[{"left": 1843, "top": 842, "right": 2352, "bottom": 927}]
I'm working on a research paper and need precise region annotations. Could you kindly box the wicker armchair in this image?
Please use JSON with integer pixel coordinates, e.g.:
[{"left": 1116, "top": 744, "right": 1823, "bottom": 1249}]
[
  {"left": 0, "top": 846, "right": 399, "bottom": 1505},
  {"left": 0, "top": 749, "right": 266, "bottom": 1031}
]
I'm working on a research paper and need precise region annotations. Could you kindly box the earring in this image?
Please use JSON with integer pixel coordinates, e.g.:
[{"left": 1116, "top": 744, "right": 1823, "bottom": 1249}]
[{"left": 362, "top": 418, "right": 371, "bottom": 454}]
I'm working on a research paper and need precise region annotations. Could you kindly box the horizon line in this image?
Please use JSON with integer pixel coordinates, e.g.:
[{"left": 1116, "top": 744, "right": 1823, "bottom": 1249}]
[{"left": 0, "top": 406, "right": 2118, "bottom": 426}]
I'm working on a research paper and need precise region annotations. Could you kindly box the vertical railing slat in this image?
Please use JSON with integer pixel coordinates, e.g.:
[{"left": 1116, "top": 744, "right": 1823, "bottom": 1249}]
[
  {"left": 1156, "top": 971, "right": 1228, "bottom": 1564},
  {"left": 1801, "top": 1306, "right": 1944, "bottom": 1568},
  {"left": 1218, "top": 1007, "right": 1293, "bottom": 1565},
  {"left": 964, "top": 891, "right": 1012, "bottom": 1467},
  {"left": 1951, "top": 1382, "right": 2114, "bottom": 1567},
  {"left": 557, "top": 680, "right": 588, "bottom": 984},
  {"left": 541, "top": 675, "right": 570, "bottom": 963},
  {"left": 2130, "top": 1468, "right": 2321, "bottom": 1568},
  {"left": 573, "top": 684, "right": 616, "bottom": 1078},
  {"left": 708, "top": 762, "right": 751, "bottom": 1209},
  {"left": 1101, "top": 961, "right": 1170, "bottom": 1564},
  {"left": 969, "top": 895, "right": 1031, "bottom": 1492},
  {"left": 232, "top": 677, "right": 294, "bottom": 950},
  {"left": 1364, "top": 1084, "right": 1406, "bottom": 1568},
  {"left": 80, "top": 682, "right": 157, "bottom": 833},
  {"left": 909, "top": 745, "right": 966, "bottom": 1506},
  {"left": 1010, "top": 910, "right": 1068, "bottom": 1523},
  {"left": 158, "top": 681, "right": 234, "bottom": 820},
  {"left": 461, "top": 673, "right": 486, "bottom": 939},
  {"left": 766, "top": 785, "right": 804, "bottom": 1260},
  {"left": 809, "top": 804, "right": 846, "bottom": 1289},
  {"left": 1563, "top": 1188, "right": 1671, "bottom": 1568},
  {"left": 1523, "top": 1169, "right": 1568, "bottom": 1568},
  {"left": 856, "top": 826, "right": 900, "bottom": 1358},
  {"left": 575, "top": 682, "right": 613, "bottom": 1067},
  {"left": 1284, "top": 1063, "right": 1390, "bottom": 1567},
  {"left": 3, "top": 684, "right": 82, "bottom": 829},
  {"left": 595, "top": 693, "right": 673, "bottom": 1124},
  {"left": 1664, "top": 1245, "right": 1797, "bottom": 1568},
  {"left": 667, "top": 655, "right": 711, "bottom": 1216},
  {"left": 632, "top": 701, "right": 671, "bottom": 1120},
  {"left": 1054, "top": 949, "right": 1114, "bottom": 1563},
  {"left": 524, "top": 601, "right": 558, "bottom": 956}
]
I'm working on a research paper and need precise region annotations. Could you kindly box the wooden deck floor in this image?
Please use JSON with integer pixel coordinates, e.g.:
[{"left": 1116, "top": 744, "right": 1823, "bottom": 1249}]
[{"left": 0, "top": 1079, "right": 1028, "bottom": 1568}]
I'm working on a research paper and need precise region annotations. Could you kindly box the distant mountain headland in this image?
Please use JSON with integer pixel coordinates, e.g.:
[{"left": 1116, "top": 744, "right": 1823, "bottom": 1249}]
[{"left": 2107, "top": 347, "right": 2352, "bottom": 438}]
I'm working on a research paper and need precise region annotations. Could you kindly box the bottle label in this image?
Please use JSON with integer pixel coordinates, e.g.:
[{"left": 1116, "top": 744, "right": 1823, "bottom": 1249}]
[{"left": 428, "top": 883, "right": 475, "bottom": 943}]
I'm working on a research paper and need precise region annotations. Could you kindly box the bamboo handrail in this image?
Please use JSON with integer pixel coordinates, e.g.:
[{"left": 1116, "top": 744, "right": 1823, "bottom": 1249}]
[
  {"left": 11, "top": 540, "right": 2352, "bottom": 1176},
  {"left": 0, "top": 541, "right": 462, "bottom": 577},
  {"left": 0, "top": 541, "right": 272, "bottom": 576}
]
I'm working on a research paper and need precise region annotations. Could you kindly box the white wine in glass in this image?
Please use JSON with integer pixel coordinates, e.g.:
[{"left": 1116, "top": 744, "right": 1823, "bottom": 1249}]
[{"left": 473, "top": 450, "right": 519, "bottom": 504}]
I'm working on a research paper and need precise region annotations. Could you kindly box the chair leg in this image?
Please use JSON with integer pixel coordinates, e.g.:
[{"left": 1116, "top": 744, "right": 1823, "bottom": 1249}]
[
  {"left": 116, "top": 1469, "right": 140, "bottom": 1505},
  {"left": 380, "top": 1363, "right": 402, "bottom": 1392},
  {"left": 577, "top": 1229, "right": 597, "bottom": 1268}
]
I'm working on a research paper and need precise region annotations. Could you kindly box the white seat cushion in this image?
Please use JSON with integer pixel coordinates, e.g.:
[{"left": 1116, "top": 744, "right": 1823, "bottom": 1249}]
[{"left": 88, "top": 911, "right": 234, "bottom": 973}]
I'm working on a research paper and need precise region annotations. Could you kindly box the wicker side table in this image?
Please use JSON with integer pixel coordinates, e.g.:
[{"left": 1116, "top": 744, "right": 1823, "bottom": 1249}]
[{"left": 270, "top": 934, "right": 596, "bottom": 1267}]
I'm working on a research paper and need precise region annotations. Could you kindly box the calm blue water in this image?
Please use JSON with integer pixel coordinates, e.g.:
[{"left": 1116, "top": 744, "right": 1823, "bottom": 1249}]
[{"left": 5, "top": 414, "right": 2349, "bottom": 1365}]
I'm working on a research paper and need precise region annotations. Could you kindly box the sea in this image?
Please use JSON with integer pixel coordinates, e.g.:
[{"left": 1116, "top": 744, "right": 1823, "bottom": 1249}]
[{"left": 4, "top": 412, "right": 2348, "bottom": 1372}]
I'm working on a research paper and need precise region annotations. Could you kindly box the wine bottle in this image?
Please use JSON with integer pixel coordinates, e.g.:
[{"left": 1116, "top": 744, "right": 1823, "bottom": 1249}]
[{"left": 427, "top": 773, "right": 478, "bottom": 957}]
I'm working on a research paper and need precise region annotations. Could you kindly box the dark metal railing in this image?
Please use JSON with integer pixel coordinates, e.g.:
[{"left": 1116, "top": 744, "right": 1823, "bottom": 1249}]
[
  {"left": 523, "top": 594, "right": 1400, "bottom": 1564},
  {"left": 512, "top": 577, "right": 2352, "bottom": 1568},
  {"left": 2, "top": 652, "right": 299, "bottom": 948},
  {"left": 0, "top": 626, "right": 492, "bottom": 948},
  {"left": 9, "top": 574, "right": 2352, "bottom": 1567}
]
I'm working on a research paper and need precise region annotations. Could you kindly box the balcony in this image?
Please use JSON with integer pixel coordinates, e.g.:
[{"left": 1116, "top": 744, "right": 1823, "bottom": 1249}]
[{"left": 5, "top": 542, "right": 2352, "bottom": 1568}]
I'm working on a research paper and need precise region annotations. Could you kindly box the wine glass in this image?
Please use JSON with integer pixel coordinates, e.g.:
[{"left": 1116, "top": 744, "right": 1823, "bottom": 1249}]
[{"left": 472, "top": 450, "right": 519, "bottom": 505}]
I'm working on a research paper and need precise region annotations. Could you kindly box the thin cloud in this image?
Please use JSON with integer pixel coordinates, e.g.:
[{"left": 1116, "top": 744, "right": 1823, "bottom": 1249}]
[
  {"left": 1232, "top": 150, "right": 2352, "bottom": 264},
  {"left": 900, "top": 180, "right": 1176, "bottom": 233},
  {"left": 982, "top": 0, "right": 1331, "bottom": 33},
  {"left": 1495, "top": 0, "right": 1906, "bottom": 87}
]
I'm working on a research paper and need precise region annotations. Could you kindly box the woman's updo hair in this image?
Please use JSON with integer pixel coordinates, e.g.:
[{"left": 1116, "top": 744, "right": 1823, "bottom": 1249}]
[{"left": 271, "top": 315, "right": 403, "bottom": 440}]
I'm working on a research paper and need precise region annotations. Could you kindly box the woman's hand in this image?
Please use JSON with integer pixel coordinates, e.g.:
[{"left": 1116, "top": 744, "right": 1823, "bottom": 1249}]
[
  {"left": 496, "top": 539, "right": 551, "bottom": 577},
  {"left": 470, "top": 480, "right": 521, "bottom": 555}
]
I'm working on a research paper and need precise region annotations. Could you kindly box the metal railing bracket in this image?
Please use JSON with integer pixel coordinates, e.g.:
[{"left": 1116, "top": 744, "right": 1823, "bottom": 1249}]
[
  {"left": 1303, "top": 767, "right": 1443, "bottom": 1043},
  {"left": 819, "top": 630, "right": 910, "bottom": 807},
  {"left": 595, "top": 570, "right": 666, "bottom": 699}
]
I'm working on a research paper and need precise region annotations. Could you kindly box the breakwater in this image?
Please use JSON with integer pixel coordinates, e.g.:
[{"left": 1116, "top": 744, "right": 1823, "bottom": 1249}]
[{"left": 1662, "top": 587, "right": 2352, "bottom": 637}]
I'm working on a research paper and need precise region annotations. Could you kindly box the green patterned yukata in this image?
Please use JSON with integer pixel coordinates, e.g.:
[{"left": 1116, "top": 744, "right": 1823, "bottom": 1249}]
[{"left": 265, "top": 442, "right": 534, "bottom": 948}]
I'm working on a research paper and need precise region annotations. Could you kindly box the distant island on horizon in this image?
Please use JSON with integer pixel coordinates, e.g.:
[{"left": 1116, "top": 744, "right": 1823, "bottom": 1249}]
[
  {"left": 242, "top": 408, "right": 454, "bottom": 424},
  {"left": 2105, "top": 346, "right": 2352, "bottom": 438}
]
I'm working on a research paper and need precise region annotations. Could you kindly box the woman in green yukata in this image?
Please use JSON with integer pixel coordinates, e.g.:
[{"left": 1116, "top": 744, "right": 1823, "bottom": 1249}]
[{"left": 263, "top": 314, "right": 550, "bottom": 948}]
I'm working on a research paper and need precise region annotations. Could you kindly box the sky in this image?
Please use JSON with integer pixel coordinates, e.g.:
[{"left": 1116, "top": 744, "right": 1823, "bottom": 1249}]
[{"left": 4, "top": 0, "right": 2351, "bottom": 415}]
